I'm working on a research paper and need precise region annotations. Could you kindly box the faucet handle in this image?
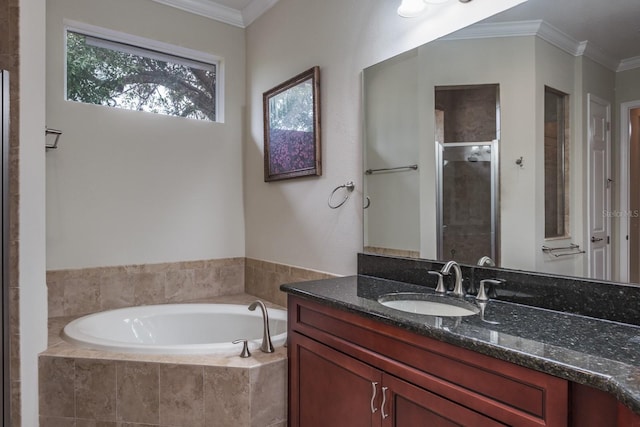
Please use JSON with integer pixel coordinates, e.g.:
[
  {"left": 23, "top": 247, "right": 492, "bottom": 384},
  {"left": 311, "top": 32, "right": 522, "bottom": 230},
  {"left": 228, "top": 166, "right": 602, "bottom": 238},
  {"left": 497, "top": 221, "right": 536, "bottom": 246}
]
[
  {"left": 232, "top": 339, "right": 252, "bottom": 358},
  {"left": 427, "top": 271, "right": 446, "bottom": 293},
  {"left": 477, "top": 279, "right": 503, "bottom": 302}
]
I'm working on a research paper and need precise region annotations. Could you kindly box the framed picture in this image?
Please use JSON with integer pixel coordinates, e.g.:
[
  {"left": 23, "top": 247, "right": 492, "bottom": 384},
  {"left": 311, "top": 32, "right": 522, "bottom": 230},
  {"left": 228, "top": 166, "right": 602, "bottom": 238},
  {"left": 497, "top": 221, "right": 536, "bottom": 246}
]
[{"left": 263, "top": 66, "right": 321, "bottom": 182}]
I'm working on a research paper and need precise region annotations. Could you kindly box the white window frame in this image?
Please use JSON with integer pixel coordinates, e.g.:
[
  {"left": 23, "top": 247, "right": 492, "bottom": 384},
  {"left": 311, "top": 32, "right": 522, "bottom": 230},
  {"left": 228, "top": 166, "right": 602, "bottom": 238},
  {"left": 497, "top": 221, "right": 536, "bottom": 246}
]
[{"left": 63, "top": 19, "right": 225, "bottom": 123}]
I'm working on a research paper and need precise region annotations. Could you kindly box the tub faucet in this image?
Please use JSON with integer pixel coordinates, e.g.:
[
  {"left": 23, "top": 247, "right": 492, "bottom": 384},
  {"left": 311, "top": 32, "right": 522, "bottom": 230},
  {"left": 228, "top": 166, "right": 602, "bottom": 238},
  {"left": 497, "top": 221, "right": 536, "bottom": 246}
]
[
  {"left": 440, "top": 260, "right": 465, "bottom": 297},
  {"left": 477, "top": 256, "right": 495, "bottom": 267},
  {"left": 248, "top": 300, "right": 274, "bottom": 353}
]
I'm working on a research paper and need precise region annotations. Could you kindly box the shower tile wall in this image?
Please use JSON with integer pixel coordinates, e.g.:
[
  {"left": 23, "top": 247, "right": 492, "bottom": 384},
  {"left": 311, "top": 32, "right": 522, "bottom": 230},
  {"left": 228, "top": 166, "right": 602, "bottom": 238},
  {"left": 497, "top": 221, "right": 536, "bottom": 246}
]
[
  {"left": 1, "top": 0, "right": 21, "bottom": 424},
  {"left": 435, "top": 86, "right": 497, "bottom": 143},
  {"left": 47, "top": 258, "right": 245, "bottom": 317}
]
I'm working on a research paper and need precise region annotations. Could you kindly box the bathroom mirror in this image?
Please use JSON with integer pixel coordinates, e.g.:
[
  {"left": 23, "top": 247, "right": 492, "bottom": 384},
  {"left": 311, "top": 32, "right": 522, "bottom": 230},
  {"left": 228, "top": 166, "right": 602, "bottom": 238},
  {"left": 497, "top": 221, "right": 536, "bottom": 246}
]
[{"left": 363, "top": 0, "right": 640, "bottom": 284}]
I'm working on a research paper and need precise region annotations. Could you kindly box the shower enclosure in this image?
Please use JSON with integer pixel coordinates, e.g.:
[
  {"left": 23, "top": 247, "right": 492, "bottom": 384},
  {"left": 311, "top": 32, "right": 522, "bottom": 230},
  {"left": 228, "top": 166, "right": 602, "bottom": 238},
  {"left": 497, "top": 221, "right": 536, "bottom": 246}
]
[{"left": 435, "top": 85, "right": 500, "bottom": 265}]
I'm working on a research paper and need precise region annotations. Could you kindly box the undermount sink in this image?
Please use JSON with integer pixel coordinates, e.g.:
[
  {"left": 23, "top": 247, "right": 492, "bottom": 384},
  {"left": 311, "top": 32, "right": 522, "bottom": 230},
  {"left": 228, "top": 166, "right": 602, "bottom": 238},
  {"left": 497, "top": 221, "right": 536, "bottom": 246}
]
[{"left": 378, "top": 293, "right": 480, "bottom": 317}]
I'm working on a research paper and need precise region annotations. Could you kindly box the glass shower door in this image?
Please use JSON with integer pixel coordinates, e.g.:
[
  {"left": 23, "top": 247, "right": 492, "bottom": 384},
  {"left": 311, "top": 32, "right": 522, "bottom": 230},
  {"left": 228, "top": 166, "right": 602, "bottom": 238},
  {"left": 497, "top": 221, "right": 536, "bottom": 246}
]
[{"left": 437, "top": 142, "right": 498, "bottom": 264}]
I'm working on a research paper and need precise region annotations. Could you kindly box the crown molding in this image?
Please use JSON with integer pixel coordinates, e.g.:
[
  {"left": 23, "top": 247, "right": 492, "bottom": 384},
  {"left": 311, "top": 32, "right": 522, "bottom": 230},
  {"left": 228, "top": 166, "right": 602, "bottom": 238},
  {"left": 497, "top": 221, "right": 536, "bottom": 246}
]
[
  {"left": 151, "top": 0, "right": 245, "bottom": 27},
  {"left": 618, "top": 56, "right": 640, "bottom": 72},
  {"left": 151, "top": 0, "right": 280, "bottom": 28},
  {"left": 242, "top": 0, "right": 279, "bottom": 27},
  {"left": 441, "top": 19, "right": 626, "bottom": 72}
]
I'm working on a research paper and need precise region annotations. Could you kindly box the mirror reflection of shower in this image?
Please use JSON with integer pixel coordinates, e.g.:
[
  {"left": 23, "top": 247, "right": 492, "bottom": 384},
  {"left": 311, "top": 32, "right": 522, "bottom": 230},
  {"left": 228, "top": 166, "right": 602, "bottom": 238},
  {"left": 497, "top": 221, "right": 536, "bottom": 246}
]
[{"left": 435, "top": 84, "right": 499, "bottom": 265}]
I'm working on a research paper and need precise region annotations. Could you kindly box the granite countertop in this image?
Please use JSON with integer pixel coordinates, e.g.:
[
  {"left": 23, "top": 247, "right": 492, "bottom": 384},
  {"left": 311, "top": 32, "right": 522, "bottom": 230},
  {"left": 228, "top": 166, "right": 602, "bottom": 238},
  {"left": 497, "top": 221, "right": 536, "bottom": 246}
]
[{"left": 281, "top": 275, "right": 640, "bottom": 414}]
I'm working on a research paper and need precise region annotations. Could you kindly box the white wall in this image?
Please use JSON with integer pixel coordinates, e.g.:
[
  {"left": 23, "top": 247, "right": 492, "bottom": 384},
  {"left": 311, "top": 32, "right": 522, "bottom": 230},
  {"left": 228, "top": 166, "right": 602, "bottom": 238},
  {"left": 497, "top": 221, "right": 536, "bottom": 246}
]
[
  {"left": 20, "top": 0, "right": 48, "bottom": 423},
  {"left": 46, "top": 0, "right": 246, "bottom": 270},
  {"left": 245, "top": 0, "right": 526, "bottom": 275}
]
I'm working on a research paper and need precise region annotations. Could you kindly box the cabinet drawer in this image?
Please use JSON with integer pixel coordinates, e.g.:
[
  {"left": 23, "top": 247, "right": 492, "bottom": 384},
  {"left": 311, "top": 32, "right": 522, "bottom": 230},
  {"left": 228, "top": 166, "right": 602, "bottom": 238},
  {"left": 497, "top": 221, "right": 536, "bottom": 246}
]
[{"left": 290, "top": 296, "right": 568, "bottom": 426}]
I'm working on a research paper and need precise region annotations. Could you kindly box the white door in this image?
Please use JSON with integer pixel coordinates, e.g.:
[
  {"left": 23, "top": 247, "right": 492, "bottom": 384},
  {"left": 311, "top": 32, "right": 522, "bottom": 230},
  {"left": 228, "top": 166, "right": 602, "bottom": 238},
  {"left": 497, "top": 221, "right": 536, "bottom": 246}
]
[{"left": 588, "top": 94, "right": 611, "bottom": 280}]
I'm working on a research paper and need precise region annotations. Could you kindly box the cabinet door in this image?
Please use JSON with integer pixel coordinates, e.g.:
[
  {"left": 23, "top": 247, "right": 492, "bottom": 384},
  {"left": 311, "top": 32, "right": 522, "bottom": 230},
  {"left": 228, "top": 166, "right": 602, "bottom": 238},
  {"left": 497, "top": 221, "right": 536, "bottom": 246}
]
[
  {"left": 289, "top": 332, "right": 382, "bottom": 427},
  {"left": 381, "top": 374, "right": 508, "bottom": 427}
]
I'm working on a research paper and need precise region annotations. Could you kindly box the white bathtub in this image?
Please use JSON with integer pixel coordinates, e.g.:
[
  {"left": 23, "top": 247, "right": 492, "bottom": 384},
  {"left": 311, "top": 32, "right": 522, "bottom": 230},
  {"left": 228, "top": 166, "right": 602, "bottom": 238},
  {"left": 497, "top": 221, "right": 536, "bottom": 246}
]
[{"left": 62, "top": 303, "right": 288, "bottom": 355}]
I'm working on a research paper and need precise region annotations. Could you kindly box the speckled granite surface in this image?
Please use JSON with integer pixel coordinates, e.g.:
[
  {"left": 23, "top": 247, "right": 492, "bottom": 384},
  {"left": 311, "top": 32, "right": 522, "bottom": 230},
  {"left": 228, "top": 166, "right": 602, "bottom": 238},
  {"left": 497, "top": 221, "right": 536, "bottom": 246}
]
[
  {"left": 358, "top": 253, "right": 640, "bottom": 325},
  {"left": 280, "top": 275, "right": 640, "bottom": 415}
]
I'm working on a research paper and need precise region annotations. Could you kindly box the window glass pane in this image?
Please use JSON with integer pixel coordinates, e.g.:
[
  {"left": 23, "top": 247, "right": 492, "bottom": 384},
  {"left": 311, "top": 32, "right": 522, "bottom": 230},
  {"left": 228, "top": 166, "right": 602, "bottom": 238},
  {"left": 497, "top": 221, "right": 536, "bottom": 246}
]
[
  {"left": 544, "top": 87, "right": 569, "bottom": 238},
  {"left": 66, "top": 31, "right": 217, "bottom": 121}
]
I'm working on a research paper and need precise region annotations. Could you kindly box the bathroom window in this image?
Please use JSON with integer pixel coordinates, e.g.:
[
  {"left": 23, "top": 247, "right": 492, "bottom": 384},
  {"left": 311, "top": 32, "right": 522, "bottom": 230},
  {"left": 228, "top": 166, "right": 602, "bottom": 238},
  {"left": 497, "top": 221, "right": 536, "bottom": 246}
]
[
  {"left": 544, "top": 86, "right": 570, "bottom": 238},
  {"left": 65, "top": 26, "right": 221, "bottom": 122}
]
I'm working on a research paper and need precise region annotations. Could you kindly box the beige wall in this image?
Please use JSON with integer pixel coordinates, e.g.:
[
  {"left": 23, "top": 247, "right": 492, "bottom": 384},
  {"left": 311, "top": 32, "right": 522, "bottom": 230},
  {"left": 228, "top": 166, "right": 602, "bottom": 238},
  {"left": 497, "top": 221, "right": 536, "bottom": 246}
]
[
  {"left": 46, "top": 0, "right": 246, "bottom": 270},
  {"left": 363, "top": 49, "right": 420, "bottom": 253},
  {"left": 245, "top": 0, "right": 526, "bottom": 275}
]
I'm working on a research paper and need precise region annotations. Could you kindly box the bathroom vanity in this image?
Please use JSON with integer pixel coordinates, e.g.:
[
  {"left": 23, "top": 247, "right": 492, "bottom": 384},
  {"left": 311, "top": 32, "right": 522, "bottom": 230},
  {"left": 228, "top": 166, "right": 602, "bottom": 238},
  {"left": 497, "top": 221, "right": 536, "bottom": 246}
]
[{"left": 281, "top": 255, "right": 640, "bottom": 427}]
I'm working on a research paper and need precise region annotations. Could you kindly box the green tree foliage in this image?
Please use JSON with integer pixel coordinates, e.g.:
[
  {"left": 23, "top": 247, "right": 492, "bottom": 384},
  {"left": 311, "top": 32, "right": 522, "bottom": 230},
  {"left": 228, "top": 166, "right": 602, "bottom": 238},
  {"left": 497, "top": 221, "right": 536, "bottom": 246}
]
[
  {"left": 66, "top": 32, "right": 216, "bottom": 121},
  {"left": 268, "top": 81, "right": 314, "bottom": 131}
]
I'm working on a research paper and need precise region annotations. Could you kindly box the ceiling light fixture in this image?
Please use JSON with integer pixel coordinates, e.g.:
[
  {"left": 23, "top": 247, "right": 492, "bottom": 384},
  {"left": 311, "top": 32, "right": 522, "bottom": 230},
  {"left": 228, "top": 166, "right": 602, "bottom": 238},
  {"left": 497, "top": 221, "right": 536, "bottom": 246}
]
[
  {"left": 397, "top": 0, "right": 471, "bottom": 18},
  {"left": 397, "top": 0, "right": 428, "bottom": 18}
]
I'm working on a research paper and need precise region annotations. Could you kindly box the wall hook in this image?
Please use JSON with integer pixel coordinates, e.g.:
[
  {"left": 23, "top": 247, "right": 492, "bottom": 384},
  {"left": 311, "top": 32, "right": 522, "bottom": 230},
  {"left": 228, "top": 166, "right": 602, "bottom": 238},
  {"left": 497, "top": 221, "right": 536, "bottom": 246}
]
[{"left": 515, "top": 156, "right": 524, "bottom": 168}]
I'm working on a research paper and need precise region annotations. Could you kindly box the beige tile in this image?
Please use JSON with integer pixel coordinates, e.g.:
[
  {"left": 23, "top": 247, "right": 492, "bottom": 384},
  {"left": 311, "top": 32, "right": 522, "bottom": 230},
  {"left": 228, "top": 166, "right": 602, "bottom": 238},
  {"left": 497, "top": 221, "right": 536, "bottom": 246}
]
[
  {"left": 116, "top": 362, "right": 159, "bottom": 424},
  {"left": 204, "top": 366, "right": 250, "bottom": 427},
  {"left": 48, "top": 279, "right": 65, "bottom": 317},
  {"left": 99, "top": 272, "right": 134, "bottom": 311},
  {"left": 193, "top": 267, "right": 219, "bottom": 298},
  {"left": 64, "top": 278, "right": 101, "bottom": 317},
  {"left": 10, "top": 380, "right": 20, "bottom": 427},
  {"left": 10, "top": 332, "right": 19, "bottom": 381},
  {"left": 159, "top": 364, "right": 204, "bottom": 427},
  {"left": 250, "top": 359, "right": 287, "bottom": 427},
  {"left": 39, "top": 416, "right": 76, "bottom": 427},
  {"left": 217, "top": 264, "right": 244, "bottom": 295},
  {"left": 116, "top": 423, "right": 156, "bottom": 427},
  {"left": 132, "top": 273, "right": 165, "bottom": 306},
  {"left": 164, "top": 269, "right": 195, "bottom": 302},
  {"left": 75, "top": 420, "right": 117, "bottom": 427},
  {"left": 39, "top": 356, "right": 75, "bottom": 418},
  {"left": 75, "top": 359, "right": 117, "bottom": 421}
]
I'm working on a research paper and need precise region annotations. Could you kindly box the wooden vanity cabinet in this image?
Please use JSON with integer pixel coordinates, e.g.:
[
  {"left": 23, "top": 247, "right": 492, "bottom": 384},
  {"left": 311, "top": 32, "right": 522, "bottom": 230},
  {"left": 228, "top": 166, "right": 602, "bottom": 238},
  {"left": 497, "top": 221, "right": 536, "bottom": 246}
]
[
  {"left": 291, "top": 332, "right": 506, "bottom": 427},
  {"left": 288, "top": 295, "right": 568, "bottom": 427}
]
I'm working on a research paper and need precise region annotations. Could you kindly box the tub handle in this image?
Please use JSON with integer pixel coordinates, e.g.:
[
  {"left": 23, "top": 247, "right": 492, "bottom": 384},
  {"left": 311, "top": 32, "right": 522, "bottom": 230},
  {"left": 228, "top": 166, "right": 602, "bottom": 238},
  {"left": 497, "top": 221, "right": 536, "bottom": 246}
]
[{"left": 232, "top": 339, "right": 251, "bottom": 358}]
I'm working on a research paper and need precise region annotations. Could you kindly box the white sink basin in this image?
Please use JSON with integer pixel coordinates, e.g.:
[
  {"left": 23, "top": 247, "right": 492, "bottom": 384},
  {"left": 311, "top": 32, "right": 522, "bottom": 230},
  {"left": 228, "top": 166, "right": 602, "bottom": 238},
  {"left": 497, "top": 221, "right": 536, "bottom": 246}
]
[{"left": 378, "top": 293, "right": 479, "bottom": 317}]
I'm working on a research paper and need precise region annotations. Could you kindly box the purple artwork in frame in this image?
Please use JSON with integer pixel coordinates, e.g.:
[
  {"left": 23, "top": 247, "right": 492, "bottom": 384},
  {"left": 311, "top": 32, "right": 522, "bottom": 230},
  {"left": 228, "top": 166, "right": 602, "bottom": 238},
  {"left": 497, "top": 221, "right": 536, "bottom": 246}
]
[{"left": 263, "top": 67, "right": 321, "bottom": 182}]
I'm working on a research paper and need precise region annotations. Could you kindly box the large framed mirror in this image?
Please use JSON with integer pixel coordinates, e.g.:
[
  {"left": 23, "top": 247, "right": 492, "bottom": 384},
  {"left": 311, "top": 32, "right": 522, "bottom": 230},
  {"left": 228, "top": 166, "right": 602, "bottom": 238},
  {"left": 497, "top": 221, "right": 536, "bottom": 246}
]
[{"left": 363, "top": 0, "right": 640, "bottom": 284}]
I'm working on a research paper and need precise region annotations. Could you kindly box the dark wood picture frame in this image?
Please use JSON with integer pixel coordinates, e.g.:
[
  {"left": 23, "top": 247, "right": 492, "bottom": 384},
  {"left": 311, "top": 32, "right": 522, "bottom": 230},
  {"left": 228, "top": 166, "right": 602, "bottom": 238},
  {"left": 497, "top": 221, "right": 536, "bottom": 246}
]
[{"left": 263, "top": 66, "right": 321, "bottom": 182}]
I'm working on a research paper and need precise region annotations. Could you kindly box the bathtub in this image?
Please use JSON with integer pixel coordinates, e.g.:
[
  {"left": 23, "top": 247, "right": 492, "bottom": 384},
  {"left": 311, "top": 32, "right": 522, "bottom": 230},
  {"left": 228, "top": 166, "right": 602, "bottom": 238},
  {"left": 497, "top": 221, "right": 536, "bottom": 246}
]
[{"left": 62, "top": 303, "right": 288, "bottom": 355}]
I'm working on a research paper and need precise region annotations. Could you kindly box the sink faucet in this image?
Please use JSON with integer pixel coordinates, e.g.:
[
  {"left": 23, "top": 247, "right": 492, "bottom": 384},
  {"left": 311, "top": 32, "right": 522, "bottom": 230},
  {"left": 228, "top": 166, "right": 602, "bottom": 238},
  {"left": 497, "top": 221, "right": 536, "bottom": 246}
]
[
  {"left": 477, "top": 256, "right": 495, "bottom": 267},
  {"left": 440, "top": 260, "right": 465, "bottom": 297},
  {"left": 248, "top": 300, "right": 275, "bottom": 353}
]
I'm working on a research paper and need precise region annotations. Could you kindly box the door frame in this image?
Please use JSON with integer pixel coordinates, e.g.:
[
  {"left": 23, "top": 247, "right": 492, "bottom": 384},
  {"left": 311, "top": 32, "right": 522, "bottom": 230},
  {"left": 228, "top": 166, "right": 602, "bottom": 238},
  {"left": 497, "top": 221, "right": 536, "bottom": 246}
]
[
  {"left": 586, "top": 93, "right": 612, "bottom": 280},
  {"left": 618, "top": 100, "right": 640, "bottom": 282}
]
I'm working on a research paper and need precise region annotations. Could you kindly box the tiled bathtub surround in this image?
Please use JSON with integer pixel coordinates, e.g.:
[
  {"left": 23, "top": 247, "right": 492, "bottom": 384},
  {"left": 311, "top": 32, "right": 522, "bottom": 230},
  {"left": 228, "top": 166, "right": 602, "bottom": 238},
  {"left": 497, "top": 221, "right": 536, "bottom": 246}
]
[
  {"left": 245, "top": 258, "right": 336, "bottom": 307},
  {"left": 39, "top": 355, "right": 287, "bottom": 427},
  {"left": 41, "top": 258, "right": 330, "bottom": 426},
  {"left": 41, "top": 294, "right": 287, "bottom": 427},
  {"left": 47, "top": 258, "right": 245, "bottom": 317}
]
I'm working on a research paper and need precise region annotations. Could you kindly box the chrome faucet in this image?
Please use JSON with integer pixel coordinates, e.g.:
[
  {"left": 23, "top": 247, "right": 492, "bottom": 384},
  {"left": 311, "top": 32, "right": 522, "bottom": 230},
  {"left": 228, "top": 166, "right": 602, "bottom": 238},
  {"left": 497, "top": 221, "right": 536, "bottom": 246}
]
[
  {"left": 248, "top": 300, "right": 274, "bottom": 353},
  {"left": 477, "top": 256, "right": 496, "bottom": 267},
  {"left": 440, "top": 260, "right": 465, "bottom": 297}
]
